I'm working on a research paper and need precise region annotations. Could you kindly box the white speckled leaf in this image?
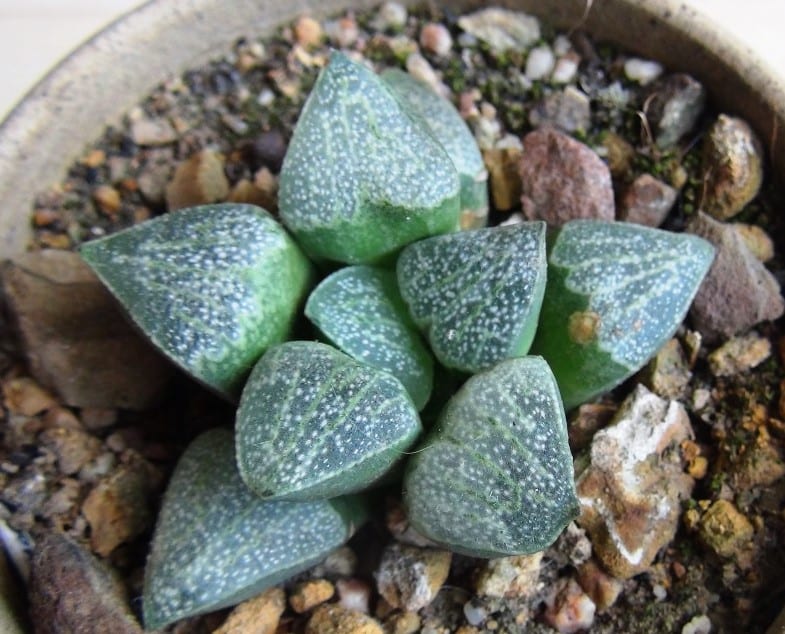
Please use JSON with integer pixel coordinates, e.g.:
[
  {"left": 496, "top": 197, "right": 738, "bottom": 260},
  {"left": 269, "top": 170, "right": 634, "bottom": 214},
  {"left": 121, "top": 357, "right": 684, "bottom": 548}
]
[
  {"left": 404, "top": 356, "right": 578, "bottom": 557},
  {"left": 305, "top": 266, "right": 434, "bottom": 410},
  {"left": 143, "top": 429, "right": 365, "bottom": 630},
  {"left": 278, "top": 52, "right": 460, "bottom": 264},
  {"left": 79, "top": 204, "right": 313, "bottom": 399},
  {"left": 397, "top": 223, "right": 547, "bottom": 374},
  {"left": 381, "top": 69, "right": 488, "bottom": 228},
  {"left": 236, "top": 341, "right": 422, "bottom": 500},
  {"left": 532, "top": 220, "right": 715, "bottom": 409}
]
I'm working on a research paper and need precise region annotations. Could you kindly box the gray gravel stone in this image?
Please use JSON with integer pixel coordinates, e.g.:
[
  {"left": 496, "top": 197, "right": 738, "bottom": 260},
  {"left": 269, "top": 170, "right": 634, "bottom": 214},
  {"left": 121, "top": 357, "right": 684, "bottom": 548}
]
[{"left": 642, "top": 73, "right": 706, "bottom": 148}]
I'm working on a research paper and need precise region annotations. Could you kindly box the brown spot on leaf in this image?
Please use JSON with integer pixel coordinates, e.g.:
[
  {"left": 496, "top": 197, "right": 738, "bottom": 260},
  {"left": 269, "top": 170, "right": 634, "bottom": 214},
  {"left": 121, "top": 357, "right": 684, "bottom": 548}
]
[{"left": 568, "top": 311, "right": 601, "bottom": 345}]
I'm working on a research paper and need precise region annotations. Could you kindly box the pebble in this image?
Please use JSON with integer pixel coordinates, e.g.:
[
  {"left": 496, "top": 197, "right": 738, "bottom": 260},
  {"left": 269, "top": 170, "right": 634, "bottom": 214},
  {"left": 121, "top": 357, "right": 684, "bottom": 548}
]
[
  {"left": 2, "top": 377, "right": 58, "bottom": 417},
  {"left": 708, "top": 332, "right": 771, "bottom": 377},
  {"left": 542, "top": 578, "right": 596, "bottom": 634},
  {"left": 732, "top": 223, "right": 774, "bottom": 262},
  {"left": 457, "top": 8, "right": 540, "bottom": 53},
  {"left": 701, "top": 114, "right": 764, "bottom": 220},
  {"left": 213, "top": 588, "right": 285, "bottom": 634},
  {"left": 336, "top": 579, "right": 371, "bottom": 614},
  {"left": 136, "top": 149, "right": 175, "bottom": 206},
  {"left": 130, "top": 116, "right": 178, "bottom": 146},
  {"left": 640, "top": 338, "right": 692, "bottom": 400},
  {"left": 82, "top": 460, "right": 154, "bottom": 556},
  {"left": 551, "top": 54, "right": 580, "bottom": 84},
  {"left": 405, "top": 53, "right": 449, "bottom": 99},
  {"left": 576, "top": 385, "right": 695, "bottom": 578},
  {"left": 42, "top": 407, "right": 82, "bottom": 431},
  {"left": 463, "top": 599, "right": 488, "bottom": 626},
  {"left": 306, "top": 604, "right": 384, "bottom": 634},
  {"left": 681, "top": 614, "right": 712, "bottom": 634},
  {"left": 624, "top": 58, "right": 663, "bottom": 85},
  {"left": 92, "top": 185, "right": 122, "bottom": 216},
  {"left": 730, "top": 431, "right": 785, "bottom": 490},
  {"left": 375, "top": 543, "right": 451, "bottom": 611},
  {"left": 38, "top": 427, "right": 102, "bottom": 476},
  {"left": 0, "top": 250, "right": 172, "bottom": 409},
  {"left": 474, "top": 551, "right": 543, "bottom": 598},
  {"left": 243, "top": 129, "right": 287, "bottom": 173},
  {"left": 520, "top": 127, "right": 615, "bottom": 226},
  {"left": 529, "top": 85, "right": 591, "bottom": 133},
  {"left": 575, "top": 559, "right": 623, "bottom": 612},
  {"left": 290, "top": 579, "right": 336, "bottom": 613},
  {"left": 642, "top": 73, "right": 706, "bottom": 148},
  {"left": 697, "top": 499, "right": 754, "bottom": 561},
  {"left": 312, "top": 546, "right": 358, "bottom": 578},
  {"left": 617, "top": 173, "right": 677, "bottom": 227},
  {"left": 525, "top": 45, "right": 555, "bottom": 80},
  {"left": 165, "top": 149, "right": 230, "bottom": 211},
  {"left": 600, "top": 132, "right": 636, "bottom": 179},
  {"left": 420, "top": 23, "right": 452, "bottom": 57},
  {"left": 324, "top": 16, "right": 359, "bottom": 49},
  {"left": 29, "top": 532, "right": 142, "bottom": 633},
  {"left": 80, "top": 407, "right": 118, "bottom": 431},
  {"left": 228, "top": 179, "right": 276, "bottom": 211},
  {"left": 384, "top": 499, "right": 437, "bottom": 548},
  {"left": 371, "top": 2, "right": 407, "bottom": 31},
  {"left": 482, "top": 143, "right": 522, "bottom": 212},
  {"left": 294, "top": 15, "right": 323, "bottom": 48},
  {"left": 553, "top": 34, "right": 572, "bottom": 56},
  {"left": 687, "top": 212, "right": 784, "bottom": 340},
  {"left": 384, "top": 611, "right": 421, "bottom": 634}
]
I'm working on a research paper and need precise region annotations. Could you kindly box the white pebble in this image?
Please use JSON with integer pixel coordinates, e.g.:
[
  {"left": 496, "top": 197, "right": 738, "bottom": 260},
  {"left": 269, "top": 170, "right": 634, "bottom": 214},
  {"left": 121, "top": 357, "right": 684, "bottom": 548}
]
[
  {"left": 463, "top": 600, "right": 487, "bottom": 626},
  {"left": 420, "top": 22, "right": 453, "bottom": 57},
  {"left": 257, "top": 88, "right": 275, "bottom": 106},
  {"left": 553, "top": 34, "right": 572, "bottom": 56},
  {"left": 500, "top": 213, "right": 525, "bottom": 226},
  {"left": 682, "top": 614, "right": 712, "bottom": 634},
  {"left": 652, "top": 583, "right": 667, "bottom": 601},
  {"left": 525, "top": 44, "right": 556, "bottom": 80},
  {"left": 624, "top": 57, "right": 664, "bottom": 85},
  {"left": 552, "top": 56, "right": 579, "bottom": 84},
  {"left": 373, "top": 1, "right": 407, "bottom": 30}
]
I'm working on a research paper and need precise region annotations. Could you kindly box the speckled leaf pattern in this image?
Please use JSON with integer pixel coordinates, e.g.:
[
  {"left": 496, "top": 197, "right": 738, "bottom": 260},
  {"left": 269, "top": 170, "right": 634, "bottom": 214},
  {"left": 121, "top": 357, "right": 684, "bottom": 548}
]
[
  {"left": 79, "top": 203, "right": 313, "bottom": 399},
  {"left": 403, "top": 356, "right": 579, "bottom": 557},
  {"left": 236, "top": 341, "right": 422, "bottom": 500},
  {"left": 396, "top": 223, "right": 547, "bottom": 374},
  {"left": 143, "top": 429, "right": 365, "bottom": 630},
  {"left": 532, "top": 220, "right": 715, "bottom": 409},
  {"left": 305, "top": 266, "right": 434, "bottom": 410},
  {"left": 381, "top": 69, "right": 488, "bottom": 228},
  {"left": 278, "top": 52, "right": 460, "bottom": 264}
]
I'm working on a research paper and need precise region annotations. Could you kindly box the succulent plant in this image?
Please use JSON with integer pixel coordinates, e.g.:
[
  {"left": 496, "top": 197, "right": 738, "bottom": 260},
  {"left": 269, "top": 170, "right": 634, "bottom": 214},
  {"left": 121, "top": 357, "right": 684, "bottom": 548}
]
[{"left": 78, "top": 51, "right": 715, "bottom": 629}]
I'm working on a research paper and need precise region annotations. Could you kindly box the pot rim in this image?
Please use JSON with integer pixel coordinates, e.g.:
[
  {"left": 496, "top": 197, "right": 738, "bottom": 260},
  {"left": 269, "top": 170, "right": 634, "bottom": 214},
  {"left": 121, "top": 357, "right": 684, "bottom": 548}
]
[{"left": 0, "top": 0, "right": 783, "bottom": 260}]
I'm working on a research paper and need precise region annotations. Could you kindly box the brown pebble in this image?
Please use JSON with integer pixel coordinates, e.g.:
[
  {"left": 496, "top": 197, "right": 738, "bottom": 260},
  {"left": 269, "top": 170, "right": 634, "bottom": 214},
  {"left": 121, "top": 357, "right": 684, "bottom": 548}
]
[
  {"left": 29, "top": 532, "right": 142, "bottom": 633},
  {"left": 672, "top": 561, "right": 687, "bottom": 579},
  {"left": 482, "top": 146, "right": 522, "bottom": 212},
  {"left": 242, "top": 129, "right": 287, "bottom": 173},
  {"left": 419, "top": 23, "right": 453, "bottom": 56},
  {"left": 42, "top": 407, "right": 83, "bottom": 431},
  {"left": 375, "top": 543, "right": 451, "bottom": 611},
  {"left": 165, "top": 149, "right": 229, "bottom": 211},
  {"left": 92, "top": 185, "right": 123, "bottom": 216},
  {"left": 82, "top": 461, "right": 154, "bottom": 556},
  {"left": 384, "top": 611, "right": 421, "bottom": 634},
  {"left": 708, "top": 333, "right": 771, "bottom": 377},
  {"left": 306, "top": 603, "right": 384, "bottom": 634},
  {"left": 575, "top": 559, "right": 623, "bottom": 612},
  {"left": 732, "top": 222, "right": 775, "bottom": 262},
  {"left": 290, "top": 579, "right": 335, "bottom": 613},
  {"left": 228, "top": 179, "right": 277, "bottom": 211},
  {"left": 698, "top": 499, "right": 755, "bottom": 561},
  {"left": 33, "top": 209, "right": 61, "bottom": 227},
  {"left": 2, "top": 376, "right": 58, "bottom": 416},
  {"left": 213, "top": 588, "right": 286, "bottom": 634},
  {"left": 294, "top": 15, "right": 323, "bottom": 48},
  {"left": 80, "top": 408, "right": 118, "bottom": 431},
  {"left": 81, "top": 149, "right": 107, "bottom": 168},
  {"left": 39, "top": 427, "right": 102, "bottom": 475},
  {"left": 37, "top": 232, "right": 72, "bottom": 249}
]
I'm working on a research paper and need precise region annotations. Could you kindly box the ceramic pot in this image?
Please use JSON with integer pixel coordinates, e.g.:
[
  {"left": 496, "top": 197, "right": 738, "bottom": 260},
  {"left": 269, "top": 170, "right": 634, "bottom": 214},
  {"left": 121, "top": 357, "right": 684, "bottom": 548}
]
[{"left": 0, "top": 1, "right": 783, "bottom": 631}]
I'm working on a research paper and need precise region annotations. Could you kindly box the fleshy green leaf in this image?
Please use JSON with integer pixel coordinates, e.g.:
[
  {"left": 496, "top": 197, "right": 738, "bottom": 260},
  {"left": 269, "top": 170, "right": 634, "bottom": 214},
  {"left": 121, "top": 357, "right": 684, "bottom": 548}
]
[
  {"left": 236, "top": 341, "right": 422, "bottom": 500},
  {"left": 381, "top": 68, "right": 489, "bottom": 229},
  {"left": 531, "top": 220, "right": 715, "bottom": 409},
  {"left": 403, "top": 356, "right": 578, "bottom": 558},
  {"left": 396, "top": 223, "right": 547, "bottom": 374},
  {"left": 79, "top": 203, "right": 313, "bottom": 399},
  {"left": 305, "top": 265, "right": 434, "bottom": 410},
  {"left": 278, "top": 51, "right": 460, "bottom": 264},
  {"left": 143, "top": 429, "right": 365, "bottom": 630}
]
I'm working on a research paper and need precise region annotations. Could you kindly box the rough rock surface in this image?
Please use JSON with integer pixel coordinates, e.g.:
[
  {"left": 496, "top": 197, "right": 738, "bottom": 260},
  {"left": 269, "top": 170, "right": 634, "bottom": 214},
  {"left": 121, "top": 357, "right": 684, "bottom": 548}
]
[
  {"left": 290, "top": 579, "right": 336, "bottom": 613},
  {"left": 528, "top": 86, "right": 591, "bottom": 133},
  {"left": 687, "top": 212, "right": 784, "bottom": 340},
  {"left": 542, "top": 577, "right": 596, "bottom": 634},
  {"left": 708, "top": 332, "right": 771, "bottom": 377},
  {"left": 702, "top": 115, "right": 764, "bottom": 220},
  {"left": 213, "top": 588, "right": 286, "bottom": 634},
  {"left": 474, "top": 552, "right": 543, "bottom": 598},
  {"left": 641, "top": 73, "right": 706, "bottom": 148},
  {"left": 575, "top": 559, "right": 623, "bottom": 612},
  {"left": 520, "top": 127, "right": 614, "bottom": 226},
  {"left": 0, "top": 250, "right": 173, "bottom": 409},
  {"left": 576, "top": 385, "right": 695, "bottom": 579},
  {"left": 28, "top": 532, "right": 142, "bottom": 633},
  {"left": 617, "top": 173, "right": 677, "bottom": 227},
  {"left": 375, "top": 543, "right": 451, "bottom": 611},
  {"left": 306, "top": 604, "right": 384, "bottom": 634},
  {"left": 640, "top": 338, "right": 692, "bottom": 400},
  {"left": 457, "top": 8, "right": 540, "bottom": 53},
  {"left": 697, "top": 499, "right": 755, "bottom": 561}
]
